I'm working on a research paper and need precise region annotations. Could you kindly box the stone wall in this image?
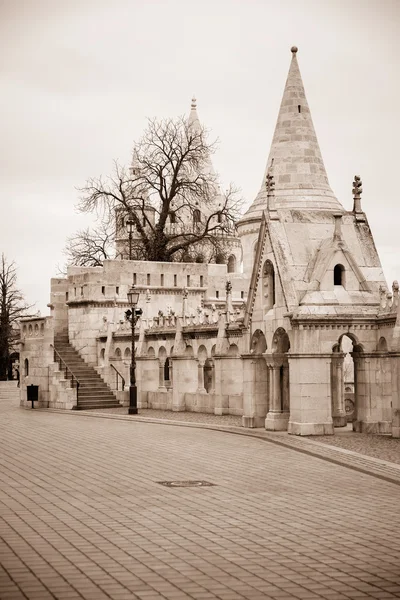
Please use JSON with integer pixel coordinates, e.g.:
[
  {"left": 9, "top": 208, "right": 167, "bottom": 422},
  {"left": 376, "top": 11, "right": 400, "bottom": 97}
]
[{"left": 19, "top": 317, "right": 54, "bottom": 408}]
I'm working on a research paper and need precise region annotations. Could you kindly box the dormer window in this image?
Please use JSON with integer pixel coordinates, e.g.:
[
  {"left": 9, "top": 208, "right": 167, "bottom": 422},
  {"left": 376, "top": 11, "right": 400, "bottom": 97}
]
[
  {"left": 334, "top": 264, "right": 345, "bottom": 286},
  {"left": 193, "top": 209, "right": 201, "bottom": 224}
]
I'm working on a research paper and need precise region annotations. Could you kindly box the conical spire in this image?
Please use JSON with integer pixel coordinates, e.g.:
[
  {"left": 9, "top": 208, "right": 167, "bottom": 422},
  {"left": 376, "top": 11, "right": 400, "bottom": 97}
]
[
  {"left": 188, "top": 96, "right": 200, "bottom": 130},
  {"left": 242, "top": 46, "right": 343, "bottom": 220}
]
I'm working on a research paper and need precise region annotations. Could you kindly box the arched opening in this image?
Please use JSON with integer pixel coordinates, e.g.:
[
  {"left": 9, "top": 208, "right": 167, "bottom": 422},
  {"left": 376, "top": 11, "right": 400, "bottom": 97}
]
[
  {"left": 124, "top": 347, "right": 131, "bottom": 359},
  {"left": 334, "top": 264, "right": 345, "bottom": 286},
  {"left": 204, "top": 358, "right": 214, "bottom": 393},
  {"left": 164, "top": 357, "right": 172, "bottom": 387},
  {"left": 169, "top": 211, "right": 176, "bottom": 224},
  {"left": 227, "top": 255, "right": 236, "bottom": 274},
  {"left": 197, "top": 345, "right": 208, "bottom": 392},
  {"left": 250, "top": 329, "right": 267, "bottom": 354},
  {"left": 115, "top": 348, "right": 121, "bottom": 359},
  {"left": 377, "top": 337, "right": 388, "bottom": 352},
  {"left": 332, "top": 333, "right": 364, "bottom": 430},
  {"left": 147, "top": 346, "right": 155, "bottom": 358},
  {"left": 100, "top": 348, "right": 105, "bottom": 366},
  {"left": 158, "top": 346, "right": 167, "bottom": 388},
  {"left": 215, "top": 252, "right": 225, "bottom": 265},
  {"left": 24, "top": 358, "right": 29, "bottom": 377},
  {"left": 228, "top": 344, "right": 239, "bottom": 357},
  {"left": 195, "top": 254, "right": 205, "bottom": 263},
  {"left": 193, "top": 209, "right": 201, "bottom": 224},
  {"left": 262, "top": 260, "right": 275, "bottom": 309}
]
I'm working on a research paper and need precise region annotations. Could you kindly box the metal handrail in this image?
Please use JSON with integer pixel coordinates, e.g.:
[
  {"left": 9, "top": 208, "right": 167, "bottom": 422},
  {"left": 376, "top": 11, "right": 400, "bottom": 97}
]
[
  {"left": 51, "top": 345, "right": 81, "bottom": 406},
  {"left": 110, "top": 363, "right": 125, "bottom": 391}
]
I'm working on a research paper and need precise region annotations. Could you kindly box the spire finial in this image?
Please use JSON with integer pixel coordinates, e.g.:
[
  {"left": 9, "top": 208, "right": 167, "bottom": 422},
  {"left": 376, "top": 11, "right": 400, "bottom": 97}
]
[
  {"left": 352, "top": 175, "right": 363, "bottom": 213},
  {"left": 291, "top": 46, "right": 298, "bottom": 54},
  {"left": 191, "top": 96, "right": 197, "bottom": 110}
]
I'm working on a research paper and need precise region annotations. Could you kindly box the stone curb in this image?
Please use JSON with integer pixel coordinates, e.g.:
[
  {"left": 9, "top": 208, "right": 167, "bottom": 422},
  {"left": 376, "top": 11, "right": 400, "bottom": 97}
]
[{"left": 32, "top": 406, "right": 400, "bottom": 487}]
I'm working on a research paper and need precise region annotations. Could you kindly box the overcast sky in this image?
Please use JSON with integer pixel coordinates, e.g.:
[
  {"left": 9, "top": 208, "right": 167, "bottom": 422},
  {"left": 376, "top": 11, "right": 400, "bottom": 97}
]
[{"left": 1, "top": 0, "right": 399, "bottom": 313}]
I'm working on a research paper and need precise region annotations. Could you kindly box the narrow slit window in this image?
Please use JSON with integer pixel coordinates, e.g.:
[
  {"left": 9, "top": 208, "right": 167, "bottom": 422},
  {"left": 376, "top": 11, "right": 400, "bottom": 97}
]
[
  {"left": 241, "top": 291, "right": 244, "bottom": 299},
  {"left": 160, "top": 274, "right": 164, "bottom": 287},
  {"left": 298, "top": 105, "right": 301, "bottom": 113},
  {"left": 334, "top": 264, "right": 345, "bottom": 286},
  {"left": 133, "top": 273, "right": 137, "bottom": 285},
  {"left": 174, "top": 274, "right": 177, "bottom": 287},
  {"left": 216, "top": 290, "right": 219, "bottom": 299},
  {"left": 147, "top": 274, "right": 151, "bottom": 286},
  {"left": 116, "top": 286, "right": 119, "bottom": 295},
  {"left": 187, "top": 275, "right": 190, "bottom": 287},
  {"left": 101, "top": 286, "right": 105, "bottom": 295},
  {"left": 200, "top": 275, "right": 204, "bottom": 287}
]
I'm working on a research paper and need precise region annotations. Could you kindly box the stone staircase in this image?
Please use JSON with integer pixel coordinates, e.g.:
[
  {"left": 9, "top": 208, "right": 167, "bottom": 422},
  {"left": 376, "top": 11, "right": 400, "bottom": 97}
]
[
  {"left": 0, "top": 380, "right": 20, "bottom": 405},
  {"left": 54, "top": 332, "right": 120, "bottom": 410}
]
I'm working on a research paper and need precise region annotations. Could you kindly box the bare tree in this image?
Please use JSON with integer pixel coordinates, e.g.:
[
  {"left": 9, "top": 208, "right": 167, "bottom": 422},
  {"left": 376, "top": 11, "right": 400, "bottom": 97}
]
[
  {"left": 0, "top": 255, "right": 33, "bottom": 380},
  {"left": 62, "top": 221, "right": 115, "bottom": 270},
  {"left": 77, "top": 116, "right": 243, "bottom": 263}
]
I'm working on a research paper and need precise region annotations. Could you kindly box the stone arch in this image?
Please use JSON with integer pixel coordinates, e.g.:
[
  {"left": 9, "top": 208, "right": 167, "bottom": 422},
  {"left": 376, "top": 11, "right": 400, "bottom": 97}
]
[
  {"left": 262, "top": 260, "right": 275, "bottom": 309},
  {"left": 211, "top": 344, "right": 216, "bottom": 357},
  {"left": 115, "top": 347, "right": 121, "bottom": 359},
  {"left": 228, "top": 343, "right": 239, "bottom": 357},
  {"left": 34, "top": 324, "right": 39, "bottom": 335},
  {"left": 147, "top": 346, "right": 155, "bottom": 358},
  {"left": 334, "top": 263, "right": 345, "bottom": 286},
  {"left": 272, "top": 327, "right": 290, "bottom": 354},
  {"left": 124, "top": 347, "right": 131, "bottom": 359},
  {"left": 158, "top": 346, "right": 167, "bottom": 388},
  {"left": 204, "top": 357, "right": 214, "bottom": 393},
  {"left": 184, "top": 345, "right": 193, "bottom": 357},
  {"left": 331, "top": 333, "right": 364, "bottom": 429},
  {"left": 28, "top": 324, "right": 32, "bottom": 335},
  {"left": 40, "top": 323, "right": 44, "bottom": 334},
  {"left": 377, "top": 336, "right": 388, "bottom": 352},
  {"left": 250, "top": 329, "right": 267, "bottom": 354},
  {"left": 227, "top": 255, "right": 236, "bottom": 274},
  {"left": 197, "top": 345, "right": 207, "bottom": 365},
  {"left": 100, "top": 348, "right": 105, "bottom": 365}
]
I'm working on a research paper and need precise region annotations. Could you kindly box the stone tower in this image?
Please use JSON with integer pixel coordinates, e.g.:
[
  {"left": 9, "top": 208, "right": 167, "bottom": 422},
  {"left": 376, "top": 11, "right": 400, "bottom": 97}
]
[{"left": 238, "top": 47, "right": 389, "bottom": 435}]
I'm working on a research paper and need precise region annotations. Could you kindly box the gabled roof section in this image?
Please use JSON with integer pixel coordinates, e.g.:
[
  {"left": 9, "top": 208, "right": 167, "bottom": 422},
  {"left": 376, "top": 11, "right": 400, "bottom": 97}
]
[{"left": 241, "top": 46, "right": 343, "bottom": 221}]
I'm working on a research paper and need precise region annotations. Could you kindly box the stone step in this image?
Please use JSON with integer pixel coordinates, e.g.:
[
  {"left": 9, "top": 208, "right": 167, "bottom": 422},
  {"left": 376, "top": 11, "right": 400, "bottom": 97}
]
[{"left": 77, "top": 403, "right": 120, "bottom": 410}]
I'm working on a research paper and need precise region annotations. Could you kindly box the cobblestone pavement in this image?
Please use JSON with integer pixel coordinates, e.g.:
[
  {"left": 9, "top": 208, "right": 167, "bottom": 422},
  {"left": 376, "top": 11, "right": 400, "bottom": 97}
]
[
  {"left": 1, "top": 399, "right": 400, "bottom": 599},
  {"left": 90, "top": 408, "right": 400, "bottom": 466},
  {"left": 304, "top": 430, "right": 400, "bottom": 466}
]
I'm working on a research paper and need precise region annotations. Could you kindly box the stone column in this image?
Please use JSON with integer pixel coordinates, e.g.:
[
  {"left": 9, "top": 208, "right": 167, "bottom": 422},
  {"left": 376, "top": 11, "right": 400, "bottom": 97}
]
[
  {"left": 158, "top": 361, "right": 166, "bottom": 390},
  {"left": 265, "top": 354, "right": 289, "bottom": 431},
  {"left": 197, "top": 361, "right": 206, "bottom": 393},
  {"left": 331, "top": 352, "right": 347, "bottom": 427}
]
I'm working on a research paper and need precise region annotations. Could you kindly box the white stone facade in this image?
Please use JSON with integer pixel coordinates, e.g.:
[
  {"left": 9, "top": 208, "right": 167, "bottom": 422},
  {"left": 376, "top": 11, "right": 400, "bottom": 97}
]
[{"left": 19, "top": 47, "right": 400, "bottom": 437}]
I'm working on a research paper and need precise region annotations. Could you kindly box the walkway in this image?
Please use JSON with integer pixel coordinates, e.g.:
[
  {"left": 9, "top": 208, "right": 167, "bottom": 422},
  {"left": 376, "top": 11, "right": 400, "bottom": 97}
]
[{"left": 1, "top": 396, "right": 400, "bottom": 599}]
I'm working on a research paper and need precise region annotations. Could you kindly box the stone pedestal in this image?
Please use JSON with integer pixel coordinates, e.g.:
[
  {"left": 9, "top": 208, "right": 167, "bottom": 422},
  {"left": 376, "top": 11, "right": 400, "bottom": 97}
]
[
  {"left": 241, "top": 354, "right": 268, "bottom": 428},
  {"left": 352, "top": 352, "right": 392, "bottom": 434},
  {"left": 288, "top": 353, "right": 334, "bottom": 436},
  {"left": 172, "top": 357, "right": 198, "bottom": 411},
  {"left": 265, "top": 354, "right": 290, "bottom": 431}
]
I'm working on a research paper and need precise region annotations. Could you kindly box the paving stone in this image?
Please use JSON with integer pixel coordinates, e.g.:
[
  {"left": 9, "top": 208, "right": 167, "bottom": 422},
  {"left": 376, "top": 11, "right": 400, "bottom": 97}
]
[{"left": 1, "top": 397, "right": 400, "bottom": 599}]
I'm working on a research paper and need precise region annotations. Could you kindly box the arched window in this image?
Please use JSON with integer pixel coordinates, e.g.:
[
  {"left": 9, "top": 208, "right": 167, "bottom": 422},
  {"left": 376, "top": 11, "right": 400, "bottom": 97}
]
[
  {"left": 164, "top": 357, "right": 171, "bottom": 383},
  {"left": 115, "top": 348, "right": 121, "bottom": 359},
  {"left": 334, "top": 264, "right": 345, "bottom": 286},
  {"left": 227, "top": 255, "right": 236, "bottom": 273},
  {"left": 24, "top": 358, "right": 29, "bottom": 377},
  {"left": 217, "top": 212, "right": 222, "bottom": 223},
  {"left": 262, "top": 260, "right": 275, "bottom": 309},
  {"left": 193, "top": 209, "right": 201, "bottom": 224},
  {"left": 169, "top": 212, "right": 176, "bottom": 224}
]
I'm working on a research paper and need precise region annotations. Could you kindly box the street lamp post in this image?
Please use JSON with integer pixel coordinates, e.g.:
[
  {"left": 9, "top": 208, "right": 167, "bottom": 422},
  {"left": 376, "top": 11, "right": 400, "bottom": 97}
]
[
  {"left": 126, "top": 219, "right": 134, "bottom": 260},
  {"left": 126, "top": 284, "right": 142, "bottom": 415}
]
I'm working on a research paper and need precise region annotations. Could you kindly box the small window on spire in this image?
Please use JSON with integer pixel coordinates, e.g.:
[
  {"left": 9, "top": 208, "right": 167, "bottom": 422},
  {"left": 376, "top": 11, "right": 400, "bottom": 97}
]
[
  {"left": 334, "top": 264, "right": 345, "bottom": 286},
  {"left": 271, "top": 158, "right": 274, "bottom": 167},
  {"left": 298, "top": 105, "right": 301, "bottom": 113}
]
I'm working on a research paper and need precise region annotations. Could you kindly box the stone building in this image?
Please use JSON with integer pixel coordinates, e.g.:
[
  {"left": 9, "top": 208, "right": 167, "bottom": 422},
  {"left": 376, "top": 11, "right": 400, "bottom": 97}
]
[{"left": 19, "top": 47, "right": 400, "bottom": 437}]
